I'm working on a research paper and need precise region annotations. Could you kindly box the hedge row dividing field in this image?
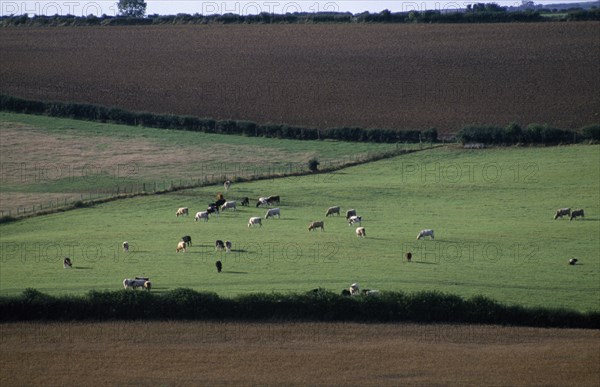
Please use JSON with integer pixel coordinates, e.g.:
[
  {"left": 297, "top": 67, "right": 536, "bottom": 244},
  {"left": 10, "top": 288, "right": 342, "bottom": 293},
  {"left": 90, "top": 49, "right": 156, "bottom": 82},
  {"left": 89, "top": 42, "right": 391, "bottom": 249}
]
[
  {"left": 1, "top": 23, "right": 598, "bottom": 133},
  {"left": 1, "top": 142, "right": 598, "bottom": 314}
]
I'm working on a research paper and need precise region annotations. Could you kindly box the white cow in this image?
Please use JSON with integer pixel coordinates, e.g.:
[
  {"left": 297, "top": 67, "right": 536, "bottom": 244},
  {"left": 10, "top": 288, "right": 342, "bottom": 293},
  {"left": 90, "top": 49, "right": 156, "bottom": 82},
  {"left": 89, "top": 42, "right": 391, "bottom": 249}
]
[
  {"left": 348, "top": 215, "right": 362, "bottom": 226},
  {"left": 350, "top": 283, "right": 360, "bottom": 296},
  {"left": 356, "top": 227, "right": 366, "bottom": 238},
  {"left": 248, "top": 217, "right": 262, "bottom": 227},
  {"left": 195, "top": 211, "right": 209, "bottom": 222},
  {"left": 176, "top": 241, "right": 187, "bottom": 252},
  {"left": 221, "top": 201, "right": 237, "bottom": 211},
  {"left": 123, "top": 278, "right": 150, "bottom": 290},
  {"left": 256, "top": 197, "right": 269, "bottom": 207},
  {"left": 224, "top": 180, "right": 231, "bottom": 191},
  {"left": 265, "top": 208, "right": 280, "bottom": 219},
  {"left": 417, "top": 229, "right": 435, "bottom": 240}
]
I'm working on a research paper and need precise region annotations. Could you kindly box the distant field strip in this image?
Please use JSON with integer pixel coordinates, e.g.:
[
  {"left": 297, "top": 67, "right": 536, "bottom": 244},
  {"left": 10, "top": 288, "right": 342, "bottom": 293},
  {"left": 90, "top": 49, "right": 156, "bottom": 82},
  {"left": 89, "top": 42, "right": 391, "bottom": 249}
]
[
  {"left": 0, "top": 113, "right": 413, "bottom": 214},
  {"left": 1, "top": 23, "right": 598, "bottom": 132}
]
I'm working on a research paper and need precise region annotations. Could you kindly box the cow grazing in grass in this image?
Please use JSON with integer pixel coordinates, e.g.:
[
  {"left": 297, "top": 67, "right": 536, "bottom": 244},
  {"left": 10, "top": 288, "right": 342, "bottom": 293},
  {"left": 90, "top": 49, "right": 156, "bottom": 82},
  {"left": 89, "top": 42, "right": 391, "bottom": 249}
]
[
  {"left": 195, "top": 211, "right": 209, "bottom": 222},
  {"left": 308, "top": 221, "right": 324, "bottom": 232},
  {"left": 240, "top": 197, "right": 250, "bottom": 206},
  {"left": 122, "top": 241, "right": 129, "bottom": 252},
  {"left": 248, "top": 217, "right": 262, "bottom": 227},
  {"left": 176, "top": 207, "right": 189, "bottom": 217},
  {"left": 350, "top": 283, "right": 360, "bottom": 296},
  {"left": 267, "top": 195, "right": 280, "bottom": 205},
  {"left": 215, "top": 198, "right": 226, "bottom": 208},
  {"left": 569, "top": 258, "right": 578, "bottom": 265},
  {"left": 224, "top": 180, "right": 231, "bottom": 191},
  {"left": 221, "top": 201, "right": 237, "bottom": 212},
  {"left": 182, "top": 235, "right": 192, "bottom": 247},
  {"left": 325, "top": 206, "right": 340, "bottom": 217},
  {"left": 570, "top": 209, "right": 584, "bottom": 221},
  {"left": 417, "top": 229, "right": 434, "bottom": 240},
  {"left": 225, "top": 241, "right": 232, "bottom": 252},
  {"left": 356, "top": 227, "right": 366, "bottom": 238},
  {"left": 123, "top": 278, "right": 151, "bottom": 291},
  {"left": 176, "top": 241, "right": 187, "bottom": 253},
  {"left": 554, "top": 208, "right": 571, "bottom": 220},
  {"left": 207, "top": 204, "right": 219, "bottom": 218},
  {"left": 265, "top": 208, "right": 280, "bottom": 219},
  {"left": 256, "top": 197, "right": 268, "bottom": 207},
  {"left": 216, "top": 260, "right": 223, "bottom": 273},
  {"left": 63, "top": 257, "right": 72, "bottom": 268},
  {"left": 406, "top": 252, "right": 412, "bottom": 262},
  {"left": 346, "top": 209, "right": 356, "bottom": 220},
  {"left": 348, "top": 215, "right": 362, "bottom": 226},
  {"left": 215, "top": 240, "right": 225, "bottom": 251}
]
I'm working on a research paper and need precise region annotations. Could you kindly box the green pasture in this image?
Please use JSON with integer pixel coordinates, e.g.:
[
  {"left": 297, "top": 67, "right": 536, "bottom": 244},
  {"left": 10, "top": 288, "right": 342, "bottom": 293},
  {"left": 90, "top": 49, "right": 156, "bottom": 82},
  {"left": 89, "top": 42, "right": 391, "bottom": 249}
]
[{"left": 1, "top": 140, "right": 598, "bottom": 311}]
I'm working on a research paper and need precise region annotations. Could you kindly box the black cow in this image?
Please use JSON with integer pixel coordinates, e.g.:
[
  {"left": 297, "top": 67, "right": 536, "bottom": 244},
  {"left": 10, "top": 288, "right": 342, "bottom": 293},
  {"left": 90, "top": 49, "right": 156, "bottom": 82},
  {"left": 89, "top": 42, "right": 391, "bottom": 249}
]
[
  {"left": 182, "top": 235, "right": 192, "bottom": 247},
  {"left": 63, "top": 257, "right": 72, "bottom": 268},
  {"left": 266, "top": 195, "right": 280, "bottom": 205},
  {"left": 207, "top": 204, "right": 219, "bottom": 217},
  {"left": 240, "top": 197, "right": 250, "bottom": 206},
  {"left": 570, "top": 209, "right": 584, "bottom": 221},
  {"left": 216, "top": 260, "right": 223, "bottom": 273},
  {"left": 215, "top": 240, "right": 225, "bottom": 251},
  {"left": 406, "top": 252, "right": 412, "bottom": 262}
]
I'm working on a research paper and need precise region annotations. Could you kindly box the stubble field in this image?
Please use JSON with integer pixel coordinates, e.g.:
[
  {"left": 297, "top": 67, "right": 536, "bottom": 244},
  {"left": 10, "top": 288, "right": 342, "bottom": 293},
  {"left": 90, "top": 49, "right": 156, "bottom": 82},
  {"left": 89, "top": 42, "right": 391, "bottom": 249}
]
[
  {"left": 1, "top": 22, "right": 599, "bottom": 133},
  {"left": 1, "top": 322, "right": 599, "bottom": 386}
]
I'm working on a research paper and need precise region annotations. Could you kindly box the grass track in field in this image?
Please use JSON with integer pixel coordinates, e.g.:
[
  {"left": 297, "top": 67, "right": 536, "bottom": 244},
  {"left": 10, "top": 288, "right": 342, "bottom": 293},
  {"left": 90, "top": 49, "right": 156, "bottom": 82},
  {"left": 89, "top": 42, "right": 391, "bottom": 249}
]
[{"left": 1, "top": 144, "right": 598, "bottom": 312}]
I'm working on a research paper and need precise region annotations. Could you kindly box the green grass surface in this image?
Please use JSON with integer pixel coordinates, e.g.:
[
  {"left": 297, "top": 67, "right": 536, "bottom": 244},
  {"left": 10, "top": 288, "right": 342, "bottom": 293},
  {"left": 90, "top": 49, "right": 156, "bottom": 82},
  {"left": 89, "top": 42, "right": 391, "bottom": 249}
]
[{"left": 1, "top": 143, "right": 598, "bottom": 311}]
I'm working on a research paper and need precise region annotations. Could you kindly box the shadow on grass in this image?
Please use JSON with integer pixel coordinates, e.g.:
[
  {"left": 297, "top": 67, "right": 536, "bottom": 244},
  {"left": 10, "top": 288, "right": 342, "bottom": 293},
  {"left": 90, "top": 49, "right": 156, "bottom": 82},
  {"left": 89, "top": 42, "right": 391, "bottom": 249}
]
[
  {"left": 222, "top": 271, "right": 248, "bottom": 274},
  {"left": 74, "top": 266, "right": 93, "bottom": 270},
  {"left": 412, "top": 261, "right": 438, "bottom": 265}
]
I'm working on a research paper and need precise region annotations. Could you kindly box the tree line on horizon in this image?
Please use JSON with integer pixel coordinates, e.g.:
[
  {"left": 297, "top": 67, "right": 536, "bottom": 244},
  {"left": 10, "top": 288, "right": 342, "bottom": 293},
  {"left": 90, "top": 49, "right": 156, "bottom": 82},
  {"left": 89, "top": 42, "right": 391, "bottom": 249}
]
[{"left": 1, "top": 4, "right": 599, "bottom": 26}]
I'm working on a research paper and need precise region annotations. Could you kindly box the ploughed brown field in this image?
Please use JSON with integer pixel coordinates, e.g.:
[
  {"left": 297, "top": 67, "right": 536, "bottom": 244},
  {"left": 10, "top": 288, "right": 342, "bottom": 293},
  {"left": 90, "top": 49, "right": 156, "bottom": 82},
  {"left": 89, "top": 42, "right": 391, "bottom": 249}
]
[
  {"left": 1, "top": 322, "right": 598, "bottom": 386},
  {"left": 1, "top": 23, "right": 599, "bottom": 134}
]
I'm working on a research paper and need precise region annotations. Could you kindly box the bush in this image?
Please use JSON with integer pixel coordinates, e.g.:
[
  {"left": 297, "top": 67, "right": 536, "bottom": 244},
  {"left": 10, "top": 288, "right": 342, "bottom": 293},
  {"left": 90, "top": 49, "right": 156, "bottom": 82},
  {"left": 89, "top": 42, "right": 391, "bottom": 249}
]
[
  {"left": 308, "top": 158, "right": 320, "bottom": 172},
  {"left": 581, "top": 124, "right": 600, "bottom": 141}
]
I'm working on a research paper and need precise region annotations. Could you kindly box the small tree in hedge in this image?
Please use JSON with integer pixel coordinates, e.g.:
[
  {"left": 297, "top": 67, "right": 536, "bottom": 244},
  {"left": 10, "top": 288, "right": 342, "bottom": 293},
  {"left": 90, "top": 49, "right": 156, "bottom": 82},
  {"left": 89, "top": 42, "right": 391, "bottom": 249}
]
[
  {"left": 117, "top": 0, "right": 147, "bottom": 17},
  {"left": 308, "top": 158, "right": 320, "bottom": 172}
]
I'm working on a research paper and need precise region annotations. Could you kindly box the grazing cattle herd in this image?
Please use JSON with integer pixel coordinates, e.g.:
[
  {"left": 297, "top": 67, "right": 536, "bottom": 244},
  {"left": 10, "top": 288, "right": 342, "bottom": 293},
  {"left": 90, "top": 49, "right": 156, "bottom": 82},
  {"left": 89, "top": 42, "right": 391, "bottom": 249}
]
[{"left": 82, "top": 179, "right": 585, "bottom": 291}]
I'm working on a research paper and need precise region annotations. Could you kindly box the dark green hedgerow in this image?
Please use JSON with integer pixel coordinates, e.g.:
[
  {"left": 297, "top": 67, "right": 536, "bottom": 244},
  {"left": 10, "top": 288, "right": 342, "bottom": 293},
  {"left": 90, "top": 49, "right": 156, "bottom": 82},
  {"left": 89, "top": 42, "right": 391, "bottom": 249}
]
[
  {"left": 2, "top": 94, "right": 596, "bottom": 145},
  {"left": 0, "top": 94, "right": 424, "bottom": 143},
  {"left": 1, "top": 288, "right": 598, "bottom": 328}
]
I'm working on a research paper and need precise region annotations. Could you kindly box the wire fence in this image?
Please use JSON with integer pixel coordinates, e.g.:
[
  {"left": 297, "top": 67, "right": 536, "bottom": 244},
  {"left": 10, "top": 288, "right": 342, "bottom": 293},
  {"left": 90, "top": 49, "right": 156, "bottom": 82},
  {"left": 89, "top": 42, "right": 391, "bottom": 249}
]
[{"left": 1, "top": 142, "right": 432, "bottom": 219}]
